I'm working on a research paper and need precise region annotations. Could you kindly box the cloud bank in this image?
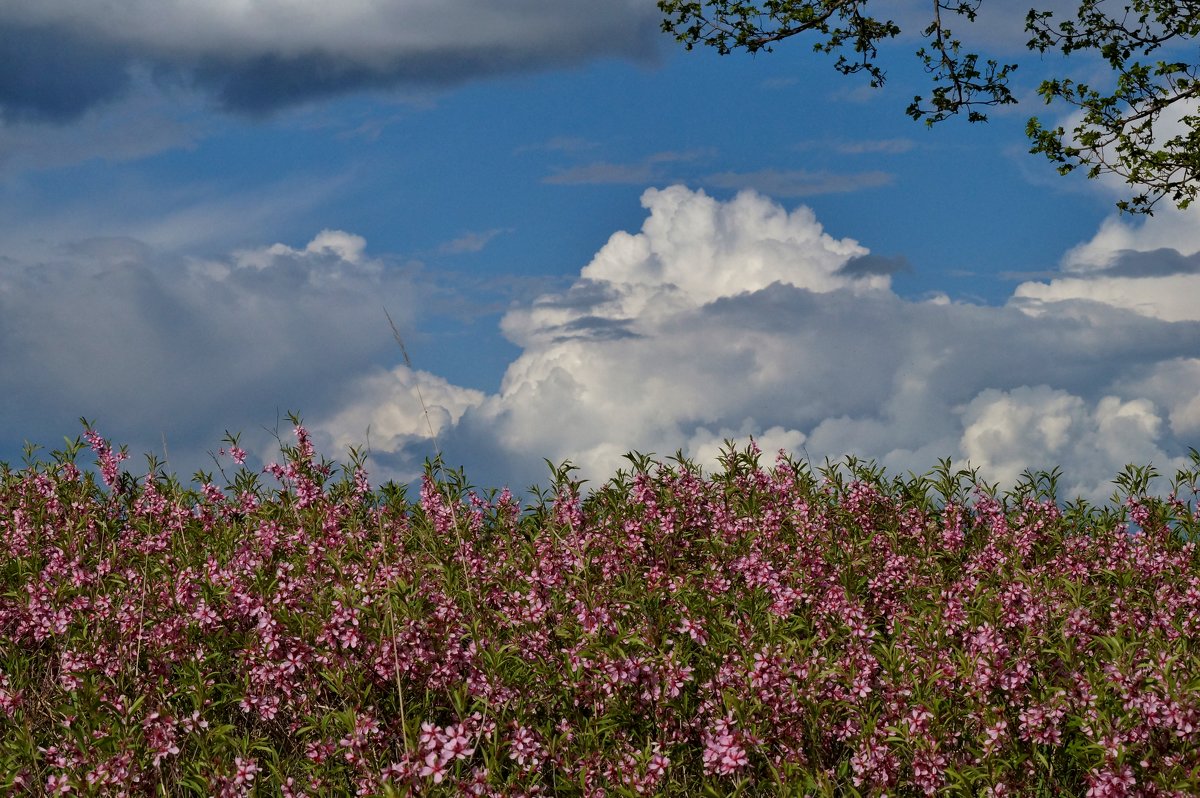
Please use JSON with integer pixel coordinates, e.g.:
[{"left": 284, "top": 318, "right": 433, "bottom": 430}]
[
  {"left": 4, "top": 186, "right": 1196, "bottom": 503},
  {"left": 0, "top": 229, "right": 425, "bottom": 475},
  {"left": 0, "top": 0, "right": 661, "bottom": 120},
  {"left": 301, "top": 185, "right": 1199, "bottom": 501}
]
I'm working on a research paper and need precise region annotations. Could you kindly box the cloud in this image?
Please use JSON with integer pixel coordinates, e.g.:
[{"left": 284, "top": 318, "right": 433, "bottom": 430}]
[
  {"left": 1013, "top": 272, "right": 1200, "bottom": 322},
  {"left": 514, "top": 136, "right": 600, "bottom": 155},
  {"left": 307, "top": 365, "right": 486, "bottom": 471},
  {"left": 833, "top": 138, "right": 915, "bottom": 155},
  {"left": 701, "top": 169, "right": 894, "bottom": 197},
  {"left": 1086, "top": 248, "right": 1200, "bottom": 278},
  {"left": 542, "top": 150, "right": 713, "bottom": 186},
  {"left": 543, "top": 162, "right": 660, "bottom": 186},
  {"left": 1025, "top": 97, "right": 1200, "bottom": 325},
  {"left": 8, "top": 187, "right": 1193, "bottom": 504},
  {"left": 1060, "top": 208, "right": 1200, "bottom": 272},
  {"left": 0, "top": 171, "right": 352, "bottom": 262},
  {"left": 0, "top": 23, "right": 131, "bottom": 123},
  {"left": 0, "top": 0, "right": 662, "bottom": 119},
  {"left": 1110, "top": 358, "right": 1200, "bottom": 439},
  {"left": 838, "top": 253, "right": 912, "bottom": 278},
  {"left": 1013, "top": 207, "right": 1200, "bottom": 323},
  {"left": 437, "top": 228, "right": 512, "bottom": 255},
  {"left": 0, "top": 229, "right": 425, "bottom": 478},
  {"left": 795, "top": 138, "right": 916, "bottom": 155},
  {"left": 959, "top": 387, "right": 1183, "bottom": 500},
  {"left": 0, "top": 73, "right": 202, "bottom": 175},
  {"left": 303, "top": 186, "right": 1195, "bottom": 501}
]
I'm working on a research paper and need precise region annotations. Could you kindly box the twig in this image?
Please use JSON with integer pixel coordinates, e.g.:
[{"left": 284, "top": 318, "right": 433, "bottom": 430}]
[
  {"left": 381, "top": 306, "right": 486, "bottom": 743},
  {"left": 384, "top": 307, "right": 441, "bottom": 451}
]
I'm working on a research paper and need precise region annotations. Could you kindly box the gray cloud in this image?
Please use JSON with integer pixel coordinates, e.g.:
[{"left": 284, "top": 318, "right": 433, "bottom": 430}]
[
  {"left": 838, "top": 253, "right": 912, "bottom": 277},
  {"left": 0, "top": 24, "right": 131, "bottom": 122},
  {"left": 1062, "top": 202, "right": 1200, "bottom": 270},
  {"left": 543, "top": 150, "right": 713, "bottom": 186},
  {"left": 533, "top": 279, "right": 625, "bottom": 312},
  {"left": 0, "top": 1, "right": 662, "bottom": 119},
  {"left": 436, "top": 228, "right": 512, "bottom": 255},
  {"left": 1091, "top": 248, "right": 1200, "bottom": 278},
  {"left": 514, "top": 136, "right": 601, "bottom": 155},
  {"left": 701, "top": 168, "right": 894, "bottom": 197},
  {"left": 543, "top": 162, "right": 659, "bottom": 186},
  {"left": 795, "top": 138, "right": 916, "bottom": 155},
  {"left": 0, "top": 230, "right": 425, "bottom": 477},
  {"left": 834, "top": 138, "right": 916, "bottom": 155},
  {"left": 1014, "top": 241, "right": 1200, "bottom": 324},
  {"left": 549, "top": 315, "right": 642, "bottom": 343}
]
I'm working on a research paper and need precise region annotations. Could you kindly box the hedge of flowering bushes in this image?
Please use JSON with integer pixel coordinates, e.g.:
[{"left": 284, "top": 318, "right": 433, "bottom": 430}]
[{"left": 2, "top": 419, "right": 1200, "bottom": 796}]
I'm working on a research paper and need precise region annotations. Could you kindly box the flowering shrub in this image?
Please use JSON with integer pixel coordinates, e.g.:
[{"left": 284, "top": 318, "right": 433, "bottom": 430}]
[{"left": 2, "top": 419, "right": 1200, "bottom": 795}]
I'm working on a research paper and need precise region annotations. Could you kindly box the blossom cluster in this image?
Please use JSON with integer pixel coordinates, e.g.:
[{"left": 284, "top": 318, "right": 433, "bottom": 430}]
[{"left": 0, "top": 424, "right": 1199, "bottom": 795}]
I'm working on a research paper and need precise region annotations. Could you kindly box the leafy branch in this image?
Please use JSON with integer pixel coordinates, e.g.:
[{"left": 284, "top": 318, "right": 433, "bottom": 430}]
[{"left": 658, "top": 0, "right": 1200, "bottom": 213}]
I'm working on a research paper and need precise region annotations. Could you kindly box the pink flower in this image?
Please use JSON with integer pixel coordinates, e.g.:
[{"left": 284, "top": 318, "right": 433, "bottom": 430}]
[
  {"left": 702, "top": 715, "right": 751, "bottom": 777},
  {"left": 281, "top": 776, "right": 308, "bottom": 798},
  {"left": 45, "top": 774, "right": 71, "bottom": 795},
  {"left": 180, "top": 710, "right": 208, "bottom": 734},
  {"left": 142, "top": 711, "right": 181, "bottom": 767},
  {"left": 0, "top": 673, "right": 21, "bottom": 717},
  {"left": 83, "top": 428, "right": 128, "bottom": 489},
  {"left": 910, "top": 748, "right": 947, "bottom": 796},
  {"left": 192, "top": 600, "right": 218, "bottom": 627},
  {"left": 1086, "top": 764, "right": 1137, "bottom": 797},
  {"left": 306, "top": 740, "right": 335, "bottom": 764},
  {"left": 232, "top": 756, "right": 259, "bottom": 787},
  {"left": 676, "top": 616, "right": 708, "bottom": 646},
  {"left": 507, "top": 724, "right": 544, "bottom": 769},
  {"left": 981, "top": 717, "right": 1008, "bottom": 755},
  {"left": 441, "top": 723, "right": 474, "bottom": 761},
  {"left": 419, "top": 751, "right": 449, "bottom": 784}
]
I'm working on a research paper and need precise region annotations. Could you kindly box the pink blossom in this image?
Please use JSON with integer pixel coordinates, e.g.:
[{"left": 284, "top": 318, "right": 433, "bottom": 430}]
[
  {"left": 701, "top": 715, "right": 751, "bottom": 777},
  {"left": 232, "top": 756, "right": 259, "bottom": 787},
  {"left": 45, "top": 774, "right": 71, "bottom": 795},
  {"left": 1086, "top": 764, "right": 1137, "bottom": 797},
  {"left": 676, "top": 615, "right": 708, "bottom": 645},
  {"left": 507, "top": 724, "right": 545, "bottom": 769}
]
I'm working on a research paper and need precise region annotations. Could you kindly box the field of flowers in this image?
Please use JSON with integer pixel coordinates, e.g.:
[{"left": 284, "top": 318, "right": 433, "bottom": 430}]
[{"left": 2, "top": 419, "right": 1200, "bottom": 796}]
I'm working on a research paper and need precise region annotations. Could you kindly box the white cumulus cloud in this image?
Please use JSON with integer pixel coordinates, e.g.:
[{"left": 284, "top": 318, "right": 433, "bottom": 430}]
[
  {"left": 313, "top": 186, "right": 1197, "bottom": 500},
  {"left": 960, "top": 387, "right": 1185, "bottom": 499},
  {"left": 1062, "top": 210, "right": 1200, "bottom": 272},
  {"left": 1013, "top": 184, "right": 1200, "bottom": 323},
  {"left": 8, "top": 186, "right": 1194, "bottom": 504},
  {"left": 1013, "top": 273, "right": 1200, "bottom": 322}
]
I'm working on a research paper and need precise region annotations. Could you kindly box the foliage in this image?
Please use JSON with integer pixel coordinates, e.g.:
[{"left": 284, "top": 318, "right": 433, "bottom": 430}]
[
  {"left": 2, "top": 422, "right": 1200, "bottom": 795},
  {"left": 658, "top": 0, "right": 1200, "bottom": 214}
]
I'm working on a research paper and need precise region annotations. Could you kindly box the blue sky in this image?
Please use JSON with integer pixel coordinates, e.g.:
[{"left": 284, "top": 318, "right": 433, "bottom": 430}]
[{"left": 2, "top": 1, "right": 1198, "bottom": 500}]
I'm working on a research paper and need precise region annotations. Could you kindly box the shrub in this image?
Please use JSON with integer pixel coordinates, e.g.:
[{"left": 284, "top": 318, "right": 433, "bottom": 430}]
[{"left": 2, "top": 421, "right": 1199, "bottom": 796}]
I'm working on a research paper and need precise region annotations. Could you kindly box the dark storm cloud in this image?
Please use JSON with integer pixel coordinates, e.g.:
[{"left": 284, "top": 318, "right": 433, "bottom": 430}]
[
  {"left": 193, "top": 48, "right": 564, "bottom": 114},
  {"left": 0, "top": 2, "right": 662, "bottom": 119},
  {"left": 0, "top": 25, "right": 131, "bottom": 122}
]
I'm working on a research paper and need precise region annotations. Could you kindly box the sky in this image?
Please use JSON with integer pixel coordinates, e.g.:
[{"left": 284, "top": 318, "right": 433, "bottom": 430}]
[{"left": 1, "top": 0, "right": 1198, "bottom": 502}]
